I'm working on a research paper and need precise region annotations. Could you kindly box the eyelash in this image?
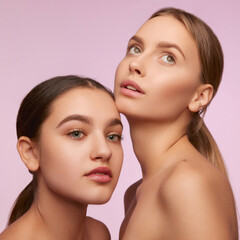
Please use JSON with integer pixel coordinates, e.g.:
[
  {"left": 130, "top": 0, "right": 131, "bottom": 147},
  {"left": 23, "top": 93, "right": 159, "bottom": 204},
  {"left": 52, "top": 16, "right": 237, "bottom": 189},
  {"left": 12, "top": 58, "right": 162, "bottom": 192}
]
[
  {"left": 161, "top": 53, "right": 176, "bottom": 64},
  {"left": 127, "top": 44, "right": 176, "bottom": 64},
  {"left": 127, "top": 44, "right": 142, "bottom": 55},
  {"left": 107, "top": 133, "right": 123, "bottom": 143},
  {"left": 67, "top": 130, "right": 123, "bottom": 143},
  {"left": 67, "top": 129, "right": 85, "bottom": 140}
]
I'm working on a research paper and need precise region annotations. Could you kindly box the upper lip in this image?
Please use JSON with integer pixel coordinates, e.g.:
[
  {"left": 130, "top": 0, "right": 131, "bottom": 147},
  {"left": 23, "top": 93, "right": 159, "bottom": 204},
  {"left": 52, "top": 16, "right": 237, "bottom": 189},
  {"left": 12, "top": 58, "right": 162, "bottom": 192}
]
[
  {"left": 85, "top": 167, "right": 112, "bottom": 177},
  {"left": 120, "top": 80, "right": 144, "bottom": 94}
]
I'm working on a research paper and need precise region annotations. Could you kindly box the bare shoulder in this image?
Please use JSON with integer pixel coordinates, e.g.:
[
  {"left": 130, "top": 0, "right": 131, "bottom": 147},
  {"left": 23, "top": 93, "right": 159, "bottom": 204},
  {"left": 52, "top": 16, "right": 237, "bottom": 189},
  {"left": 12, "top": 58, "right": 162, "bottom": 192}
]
[
  {"left": 159, "top": 159, "right": 238, "bottom": 239},
  {"left": 85, "top": 216, "right": 111, "bottom": 240},
  {"left": 161, "top": 158, "right": 233, "bottom": 202},
  {"left": 0, "top": 220, "right": 29, "bottom": 240},
  {"left": 124, "top": 179, "right": 142, "bottom": 215},
  {"left": 0, "top": 226, "right": 14, "bottom": 240},
  {"left": 162, "top": 158, "right": 229, "bottom": 192}
]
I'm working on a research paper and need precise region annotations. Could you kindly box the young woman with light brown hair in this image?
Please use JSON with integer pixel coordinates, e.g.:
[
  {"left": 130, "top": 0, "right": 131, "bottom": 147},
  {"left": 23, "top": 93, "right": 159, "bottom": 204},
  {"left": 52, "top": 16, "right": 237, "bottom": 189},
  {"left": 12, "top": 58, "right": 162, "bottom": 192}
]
[{"left": 114, "top": 7, "right": 238, "bottom": 239}]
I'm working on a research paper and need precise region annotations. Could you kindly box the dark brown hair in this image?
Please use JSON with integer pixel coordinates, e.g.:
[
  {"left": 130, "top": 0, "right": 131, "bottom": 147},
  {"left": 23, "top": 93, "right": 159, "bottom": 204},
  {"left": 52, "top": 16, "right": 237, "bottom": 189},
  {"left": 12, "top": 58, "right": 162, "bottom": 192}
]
[
  {"left": 150, "top": 8, "right": 226, "bottom": 175},
  {"left": 8, "top": 75, "right": 114, "bottom": 225}
]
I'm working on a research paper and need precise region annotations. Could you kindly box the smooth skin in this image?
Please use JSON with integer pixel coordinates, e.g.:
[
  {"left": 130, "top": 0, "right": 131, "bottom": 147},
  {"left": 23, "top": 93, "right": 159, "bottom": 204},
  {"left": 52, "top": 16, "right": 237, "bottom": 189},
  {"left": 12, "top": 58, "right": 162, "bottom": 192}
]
[
  {"left": 0, "top": 88, "right": 123, "bottom": 240},
  {"left": 114, "top": 16, "right": 238, "bottom": 240}
]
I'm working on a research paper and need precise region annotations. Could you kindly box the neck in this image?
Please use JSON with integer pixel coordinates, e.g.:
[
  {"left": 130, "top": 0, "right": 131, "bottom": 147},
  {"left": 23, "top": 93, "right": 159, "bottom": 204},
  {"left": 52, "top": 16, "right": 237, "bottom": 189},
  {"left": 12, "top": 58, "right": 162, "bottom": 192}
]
[
  {"left": 127, "top": 116, "right": 189, "bottom": 179},
  {"left": 30, "top": 182, "right": 88, "bottom": 240}
]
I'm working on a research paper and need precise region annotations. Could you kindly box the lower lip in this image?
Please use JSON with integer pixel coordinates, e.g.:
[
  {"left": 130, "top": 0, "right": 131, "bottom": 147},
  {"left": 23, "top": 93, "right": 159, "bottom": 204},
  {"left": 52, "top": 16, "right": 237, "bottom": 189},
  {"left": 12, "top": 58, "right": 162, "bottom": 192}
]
[
  {"left": 120, "top": 87, "right": 144, "bottom": 97},
  {"left": 86, "top": 174, "right": 111, "bottom": 183}
]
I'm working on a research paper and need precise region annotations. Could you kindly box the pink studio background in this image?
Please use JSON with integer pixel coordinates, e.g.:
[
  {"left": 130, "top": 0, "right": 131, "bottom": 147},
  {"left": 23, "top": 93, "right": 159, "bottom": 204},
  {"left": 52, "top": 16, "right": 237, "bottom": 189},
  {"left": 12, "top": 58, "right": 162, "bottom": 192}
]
[{"left": 0, "top": 0, "right": 239, "bottom": 238}]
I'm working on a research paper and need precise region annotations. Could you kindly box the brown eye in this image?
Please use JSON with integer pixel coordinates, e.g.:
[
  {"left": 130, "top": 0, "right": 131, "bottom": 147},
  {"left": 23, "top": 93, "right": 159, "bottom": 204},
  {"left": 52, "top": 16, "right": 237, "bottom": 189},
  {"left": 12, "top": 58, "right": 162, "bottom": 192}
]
[
  {"left": 128, "top": 45, "right": 141, "bottom": 55},
  {"left": 162, "top": 54, "right": 175, "bottom": 64}
]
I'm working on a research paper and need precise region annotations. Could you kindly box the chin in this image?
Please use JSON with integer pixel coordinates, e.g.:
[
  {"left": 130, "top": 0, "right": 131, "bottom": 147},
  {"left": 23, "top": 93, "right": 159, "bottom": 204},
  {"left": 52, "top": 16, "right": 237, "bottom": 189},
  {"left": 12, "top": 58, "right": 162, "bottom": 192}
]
[
  {"left": 115, "top": 98, "right": 133, "bottom": 115},
  {"left": 116, "top": 103, "right": 140, "bottom": 121},
  {"left": 88, "top": 195, "right": 112, "bottom": 205},
  {"left": 84, "top": 187, "right": 115, "bottom": 205}
]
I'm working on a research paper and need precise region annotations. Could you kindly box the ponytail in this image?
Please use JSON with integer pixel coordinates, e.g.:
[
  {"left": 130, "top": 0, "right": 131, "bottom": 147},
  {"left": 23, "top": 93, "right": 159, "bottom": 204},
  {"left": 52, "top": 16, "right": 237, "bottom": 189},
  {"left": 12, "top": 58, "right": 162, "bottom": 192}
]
[
  {"left": 9, "top": 75, "right": 114, "bottom": 226},
  {"left": 150, "top": 8, "right": 226, "bottom": 176},
  {"left": 188, "top": 114, "right": 228, "bottom": 176},
  {"left": 8, "top": 176, "right": 37, "bottom": 225}
]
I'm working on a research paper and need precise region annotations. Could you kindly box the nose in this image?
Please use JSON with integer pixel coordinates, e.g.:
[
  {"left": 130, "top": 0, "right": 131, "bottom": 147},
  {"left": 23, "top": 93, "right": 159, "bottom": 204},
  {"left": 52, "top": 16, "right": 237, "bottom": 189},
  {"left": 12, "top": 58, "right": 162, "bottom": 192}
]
[
  {"left": 90, "top": 136, "right": 112, "bottom": 162},
  {"left": 129, "top": 56, "right": 146, "bottom": 77}
]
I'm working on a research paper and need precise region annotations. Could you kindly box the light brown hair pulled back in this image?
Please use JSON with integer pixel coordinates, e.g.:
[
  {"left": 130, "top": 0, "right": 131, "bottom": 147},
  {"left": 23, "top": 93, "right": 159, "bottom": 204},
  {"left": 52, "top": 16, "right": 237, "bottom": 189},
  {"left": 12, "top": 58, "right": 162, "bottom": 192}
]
[{"left": 150, "top": 7, "right": 226, "bottom": 175}]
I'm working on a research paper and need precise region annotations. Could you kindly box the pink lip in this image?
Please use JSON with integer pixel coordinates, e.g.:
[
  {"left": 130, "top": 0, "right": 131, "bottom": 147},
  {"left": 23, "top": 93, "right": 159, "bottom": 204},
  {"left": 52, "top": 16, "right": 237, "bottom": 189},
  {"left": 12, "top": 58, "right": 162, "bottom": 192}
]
[
  {"left": 85, "top": 167, "right": 112, "bottom": 183},
  {"left": 120, "top": 80, "right": 145, "bottom": 97}
]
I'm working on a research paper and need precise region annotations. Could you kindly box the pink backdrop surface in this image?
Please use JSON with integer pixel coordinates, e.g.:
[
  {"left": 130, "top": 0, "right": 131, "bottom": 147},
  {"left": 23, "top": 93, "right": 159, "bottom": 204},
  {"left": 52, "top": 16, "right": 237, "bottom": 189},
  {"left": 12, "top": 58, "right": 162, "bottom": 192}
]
[{"left": 0, "top": 0, "right": 239, "bottom": 238}]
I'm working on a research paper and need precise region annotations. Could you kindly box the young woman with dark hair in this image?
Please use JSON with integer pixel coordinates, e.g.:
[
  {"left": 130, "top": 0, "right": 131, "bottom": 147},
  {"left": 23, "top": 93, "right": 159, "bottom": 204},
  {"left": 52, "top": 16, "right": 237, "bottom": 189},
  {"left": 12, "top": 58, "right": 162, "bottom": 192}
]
[{"left": 1, "top": 75, "right": 123, "bottom": 240}]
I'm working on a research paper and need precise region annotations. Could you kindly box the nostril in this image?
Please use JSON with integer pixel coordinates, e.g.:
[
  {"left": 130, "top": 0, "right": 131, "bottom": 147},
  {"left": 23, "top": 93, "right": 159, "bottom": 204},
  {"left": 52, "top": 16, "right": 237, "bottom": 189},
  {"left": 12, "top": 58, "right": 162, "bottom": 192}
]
[
  {"left": 129, "top": 61, "right": 143, "bottom": 76},
  {"left": 135, "top": 69, "right": 141, "bottom": 75}
]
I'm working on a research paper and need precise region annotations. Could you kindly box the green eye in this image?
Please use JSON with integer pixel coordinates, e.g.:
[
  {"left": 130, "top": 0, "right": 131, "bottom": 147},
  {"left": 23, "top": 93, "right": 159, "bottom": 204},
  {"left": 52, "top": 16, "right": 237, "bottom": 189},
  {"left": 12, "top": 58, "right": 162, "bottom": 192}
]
[
  {"left": 107, "top": 134, "right": 122, "bottom": 142},
  {"left": 68, "top": 130, "right": 84, "bottom": 139}
]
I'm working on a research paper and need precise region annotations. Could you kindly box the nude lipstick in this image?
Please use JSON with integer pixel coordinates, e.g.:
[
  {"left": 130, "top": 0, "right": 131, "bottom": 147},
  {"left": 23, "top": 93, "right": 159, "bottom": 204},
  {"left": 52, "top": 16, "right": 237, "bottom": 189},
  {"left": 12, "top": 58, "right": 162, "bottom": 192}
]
[
  {"left": 85, "top": 167, "right": 112, "bottom": 183},
  {"left": 120, "top": 80, "right": 144, "bottom": 97}
]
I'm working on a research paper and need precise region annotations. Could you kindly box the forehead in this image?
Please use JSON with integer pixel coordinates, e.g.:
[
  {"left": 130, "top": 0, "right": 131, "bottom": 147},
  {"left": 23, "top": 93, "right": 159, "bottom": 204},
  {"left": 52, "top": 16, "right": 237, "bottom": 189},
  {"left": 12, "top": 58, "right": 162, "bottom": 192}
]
[
  {"left": 137, "top": 16, "right": 189, "bottom": 40},
  {"left": 50, "top": 87, "right": 119, "bottom": 119},
  {"left": 137, "top": 16, "right": 197, "bottom": 48}
]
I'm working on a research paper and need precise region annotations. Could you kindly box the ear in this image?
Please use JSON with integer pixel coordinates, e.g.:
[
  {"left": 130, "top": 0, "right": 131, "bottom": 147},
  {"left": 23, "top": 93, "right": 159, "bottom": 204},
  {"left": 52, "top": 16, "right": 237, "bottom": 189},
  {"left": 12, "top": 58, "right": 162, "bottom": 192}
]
[
  {"left": 188, "top": 84, "right": 213, "bottom": 113},
  {"left": 17, "top": 136, "right": 40, "bottom": 172}
]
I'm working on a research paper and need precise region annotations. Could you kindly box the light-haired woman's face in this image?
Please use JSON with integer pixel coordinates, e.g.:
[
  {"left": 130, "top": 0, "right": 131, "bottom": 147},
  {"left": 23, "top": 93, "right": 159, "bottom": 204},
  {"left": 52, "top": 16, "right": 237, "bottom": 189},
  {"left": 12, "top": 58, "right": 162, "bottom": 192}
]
[
  {"left": 36, "top": 88, "right": 123, "bottom": 205},
  {"left": 114, "top": 16, "right": 201, "bottom": 121}
]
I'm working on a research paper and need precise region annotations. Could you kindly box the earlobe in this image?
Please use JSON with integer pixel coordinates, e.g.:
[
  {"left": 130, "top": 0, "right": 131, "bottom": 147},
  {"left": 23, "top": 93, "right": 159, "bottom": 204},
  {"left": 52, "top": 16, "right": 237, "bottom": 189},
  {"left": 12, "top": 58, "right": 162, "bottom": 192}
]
[
  {"left": 17, "top": 136, "right": 40, "bottom": 172},
  {"left": 188, "top": 84, "right": 213, "bottom": 113}
]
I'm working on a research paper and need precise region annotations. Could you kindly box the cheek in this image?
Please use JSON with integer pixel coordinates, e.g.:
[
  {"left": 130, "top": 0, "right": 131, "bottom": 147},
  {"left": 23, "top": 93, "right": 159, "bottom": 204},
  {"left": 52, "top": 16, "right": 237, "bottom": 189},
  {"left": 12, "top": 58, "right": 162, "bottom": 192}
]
[
  {"left": 115, "top": 60, "right": 126, "bottom": 84},
  {"left": 112, "top": 147, "right": 123, "bottom": 173},
  {"left": 37, "top": 142, "right": 95, "bottom": 203},
  {"left": 108, "top": 145, "right": 123, "bottom": 187},
  {"left": 40, "top": 142, "right": 79, "bottom": 171},
  {"left": 114, "top": 62, "right": 128, "bottom": 112},
  {"left": 161, "top": 81, "right": 196, "bottom": 100},
  {"left": 148, "top": 78, "right": 199, "bottom": 118},
  {"left": 155, "top": 69, "right": 199, "bottom": 103},
  {"left": 38, "top": 140, "right": 85, "bottom": 189}
]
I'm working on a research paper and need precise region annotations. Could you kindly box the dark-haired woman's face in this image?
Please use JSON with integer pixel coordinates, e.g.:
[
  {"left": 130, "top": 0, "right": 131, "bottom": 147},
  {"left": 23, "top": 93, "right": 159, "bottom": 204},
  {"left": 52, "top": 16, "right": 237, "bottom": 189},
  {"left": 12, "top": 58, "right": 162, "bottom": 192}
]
[
  {"left": 114, "top": 16, "right": 201, "bottom": 121},
  {"left": 35, "top": 88, "right": 123, "bottom": 204}
]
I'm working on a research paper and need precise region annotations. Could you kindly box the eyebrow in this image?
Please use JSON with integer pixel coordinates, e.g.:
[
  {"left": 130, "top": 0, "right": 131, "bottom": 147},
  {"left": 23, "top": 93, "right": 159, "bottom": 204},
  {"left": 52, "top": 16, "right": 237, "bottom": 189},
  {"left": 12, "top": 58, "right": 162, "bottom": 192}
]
[
  {"left": 157, "top": 41, "right": 185, "bottom": 59},
  {"left": 56, "top": 114, "right": 91, "bottom": 128},
  {"left": 128, "top": 35, "right": 144, "bottom": 45},
  {"left": 56, "top": 114, "right": 123, "bottom": 129},
  {"left": 129, "top": 35, "right": 185, "bottom": 59},
  {"left": 108, "top": 118, "right": 123, "bottom": 128}
]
